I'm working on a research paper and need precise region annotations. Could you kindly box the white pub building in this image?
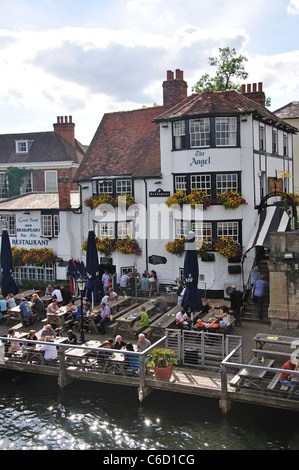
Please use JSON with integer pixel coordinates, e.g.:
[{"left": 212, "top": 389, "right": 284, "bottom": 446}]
[{"left": 75, "top": 70, "right": 297, "bottom": 298}]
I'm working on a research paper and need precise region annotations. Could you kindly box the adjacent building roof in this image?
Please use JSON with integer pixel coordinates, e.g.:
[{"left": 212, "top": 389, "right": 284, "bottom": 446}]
[
  {"left": 0, "top": 192, "right": 80, "bottom": 211},
  {"left": 154, "top": 90, "right": 297, "bottom": 133},
  {"left": 274, "top": 101, "right": 299, "bottom": 120},
  {"left": 74, "top": 106, "right": 163, "bottom": 181},
  {"left": 0, "top": 131, "right": 84, "bottom": 165}
]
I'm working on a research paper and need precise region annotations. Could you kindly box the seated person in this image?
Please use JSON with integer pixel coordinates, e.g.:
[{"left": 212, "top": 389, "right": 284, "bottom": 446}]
[
  {"left": 60, "top": 285, "right": 72, "bottom": 305},
  {"left": 175, "top": 308, "right": 192, "bottom": 329},
  {"left": 96, "top": 340, "right": 112, "bottom": 366},
  {"left": 31, "top": 293, "right": 46, "bottom": 319},
  {"left": 0, "top": 295, "right": 7, "bottom": 319},
  {"left": 40, "top": 324, "right": 56, "bottom": 341},
  {"left": 279, "top": 359, "right": 299, "bottom": 389},
  {"left": 153, "top": 293, "right": 168, "bottom": 313},
  {"left": 19, "top": 297, "right": 33, "bottom": 326},
  {"left": 102, "top": 287, "right": 118, "bottom": 303},
  {"left": 134, "top": 305, "right": 149, "bottom": 330},
  {"left": 65, "top": 300, "right": 78, "bottom": 320},
  {"left": 201, "top": 299, "right": 215, "bottom": 316},
  {"left": 7, "top": 328, "right": 21, "bottom": 357},
  {"left": 113, "top": 335, "right": 126, "bottom": 350},
  {"left": 45, "top": 284, "right": 54, "bottom": 296},
  {"left": 6, "top": 293, "right": 16, "bottom": 310},
  {"left": 124, "top": 343, "right": 139, "bottom": 372},
  {"left": 40, "top": 336, "right": 58, "bottom": 361},
  {"left": 94, "top": 302, "right": 111, "bottom": 335},
  {"left": 25, "top": 329, "right": 38, "bottom": 346},
  {"left": 76, "top": 302, "right": 90, "bottom": 321},
  {"left": 66, "top": 330, "right": 77, "bottom": 345},
  {"left": 215, "top": 305, "right": 230, "bottom": 327},
  {"left": 46, "top": 299, "right": 60, "bottom": 314}
]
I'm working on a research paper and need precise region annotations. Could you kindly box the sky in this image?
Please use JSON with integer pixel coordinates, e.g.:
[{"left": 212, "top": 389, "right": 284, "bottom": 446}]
[{"left": 0, "top": 0, "right": 298, "bottom": 145}]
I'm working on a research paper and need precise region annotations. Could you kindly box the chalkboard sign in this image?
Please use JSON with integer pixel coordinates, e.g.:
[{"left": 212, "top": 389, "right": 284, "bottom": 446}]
[{"left": 148, "top": 255, "right": 167, "bottom": 265}]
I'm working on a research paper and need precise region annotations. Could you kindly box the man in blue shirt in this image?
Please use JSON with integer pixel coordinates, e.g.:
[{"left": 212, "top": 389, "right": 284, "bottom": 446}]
[
  {"left": 251, "top": 276, "right": 269, "bottom": 320},
  {"left": 19, "top": 297, "right": 33, "bottom": 326}
]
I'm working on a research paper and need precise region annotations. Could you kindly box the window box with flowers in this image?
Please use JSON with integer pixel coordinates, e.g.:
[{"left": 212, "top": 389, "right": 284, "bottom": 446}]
[
  {"left": 165, "top": 238, "right": 185, "bottom": 256},
  {"left": 84, "top": 194, "right": 135, "bottom": 210},
  {"left": 213, "top": 237, "right": 242, "bottom": 261},
  {"left": 11, "top": 247, "right": 60, "bottom": 266},
  {"left": 165, "top": 190, "right": 212, "bottom": 209},
  {"left": 82, "top": 236, "right": 142, "bottom": 256},
  {"left": 216, "top": 191, "right": 247, "bottom": 209},
  {"left": 197, "top": 240, "right": 215, "bottom": 261}
]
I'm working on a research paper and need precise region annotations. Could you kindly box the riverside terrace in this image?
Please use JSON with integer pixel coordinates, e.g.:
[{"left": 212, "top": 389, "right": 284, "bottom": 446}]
[{"left": 2, "top": 304, "right": 299, "bottom": 415}]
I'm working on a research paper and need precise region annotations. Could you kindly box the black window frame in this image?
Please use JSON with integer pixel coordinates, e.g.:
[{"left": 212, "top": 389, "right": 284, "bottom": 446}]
[
  {"left": 173, "top": 171, "right": 242, "bottom": 199},
  {"left": 172, "top": 115, "right": 240, "bottom": 150}
]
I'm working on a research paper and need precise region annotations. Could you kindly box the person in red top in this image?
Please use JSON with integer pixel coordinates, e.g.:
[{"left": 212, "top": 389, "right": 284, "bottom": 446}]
[{"left": 279, "top": 359, "right": 298, "bottom": 389}]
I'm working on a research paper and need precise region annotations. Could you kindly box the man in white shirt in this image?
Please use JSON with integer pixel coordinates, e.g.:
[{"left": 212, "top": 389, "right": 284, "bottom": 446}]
[
  {"left": 102, "top": 270, "right": 112, "bottom": 293},
  {"left": 51, "top": 286, "right": 63, "bottom": 303},
  {"left": 176, "top": 308, "right": 192, "bottom": 329},
  {"left": 102, "top": 287, "right": 118, "bottom": 303}
]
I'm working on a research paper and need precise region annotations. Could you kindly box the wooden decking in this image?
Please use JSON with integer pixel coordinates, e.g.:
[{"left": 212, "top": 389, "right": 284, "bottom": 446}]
[{"left": 2, "top": 304, "right": 299, "bottom": 414}]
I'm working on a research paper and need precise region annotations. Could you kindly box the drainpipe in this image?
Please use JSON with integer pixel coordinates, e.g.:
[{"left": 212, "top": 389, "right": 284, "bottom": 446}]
[{"left": 144, "top": 178, "right": 148, "bottom": 272}]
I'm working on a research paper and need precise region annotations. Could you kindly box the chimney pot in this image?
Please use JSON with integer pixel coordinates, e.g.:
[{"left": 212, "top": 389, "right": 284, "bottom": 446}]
[
  {"left": 253, "top": 83, "right": 257, "bottom": 92},
  {"left": 258, "top": 82, "right": 263, "bottom": 92},
  {"left": 167, "top": 70, "right": 174, "bottom": 80},
  {"left": 247, "top": 84, "right": 251, "bottom": 93},
  {"left": 69, "top": 116, "right": 72, "bottom": 123},
  {"left": 241, "top": 84, "right": 246, "bottom": 93},
  {"left": 175, "top": 69, "right": 184, "bottom": 80}
]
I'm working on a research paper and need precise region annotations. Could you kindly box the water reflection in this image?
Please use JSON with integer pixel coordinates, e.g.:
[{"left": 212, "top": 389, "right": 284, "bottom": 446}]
[{"left": 0, "top": 371, "right": 297, "bottom": 450}]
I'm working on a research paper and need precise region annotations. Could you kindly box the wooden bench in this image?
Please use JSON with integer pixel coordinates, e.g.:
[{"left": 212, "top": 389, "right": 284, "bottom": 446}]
[
  {"left": 252, "top": 348, "right": 291, "bottom": 359},
  {"left": 133, "top": 311, "right": 164, "bottom": 336},
  {"left": 267, "top": 372, "right": 295, "bottom": 392}
]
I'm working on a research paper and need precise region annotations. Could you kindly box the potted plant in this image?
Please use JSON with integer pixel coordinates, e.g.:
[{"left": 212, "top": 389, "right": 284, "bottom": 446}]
[{"left": 148, "top": 348, "right": 178, "bottom": 381}]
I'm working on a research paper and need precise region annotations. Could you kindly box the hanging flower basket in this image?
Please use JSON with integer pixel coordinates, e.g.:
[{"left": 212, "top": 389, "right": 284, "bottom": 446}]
[{"left": 216, "top": 191, "right": 247, "bottom": 209}]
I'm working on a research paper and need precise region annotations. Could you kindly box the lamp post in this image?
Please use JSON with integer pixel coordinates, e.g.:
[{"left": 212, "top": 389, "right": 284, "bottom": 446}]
[{"left": 77, "top": 276, "right": 87, "bottom": 343}]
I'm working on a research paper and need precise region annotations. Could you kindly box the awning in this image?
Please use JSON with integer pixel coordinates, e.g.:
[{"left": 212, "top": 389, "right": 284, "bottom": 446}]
[{"left": 244, "top": 206, "right": 289, "bottom": 255}]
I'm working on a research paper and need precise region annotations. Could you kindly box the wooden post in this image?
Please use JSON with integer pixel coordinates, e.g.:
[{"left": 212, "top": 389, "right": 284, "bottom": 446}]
[
  {"left": 219, "top": 364, "right": 232, "bottom": 415},
  {"left": 58, "top": 346, "right": 73, "bottom": 389},
  {"left": 138, "top": 354, "right": 151, "bottom": 401}
]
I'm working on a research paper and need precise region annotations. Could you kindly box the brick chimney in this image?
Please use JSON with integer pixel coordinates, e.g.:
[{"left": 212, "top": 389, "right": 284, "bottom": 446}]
[
  {"left": 53, "top": 116, "right": 75, "bottom": 147},
  {"left": 241, "top": 83, "right": 265, "bottom": 107},
  {"left": 162, "top": 69, "right": 188, "bottom": 108},
  {"left": 58, "top": 172, "right": 71, "bottom": 210}
]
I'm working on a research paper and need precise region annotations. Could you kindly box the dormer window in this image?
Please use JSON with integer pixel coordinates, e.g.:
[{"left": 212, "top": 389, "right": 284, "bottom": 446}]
[{"left": 15, "top": 140, "right": 33, "bottom": 154}]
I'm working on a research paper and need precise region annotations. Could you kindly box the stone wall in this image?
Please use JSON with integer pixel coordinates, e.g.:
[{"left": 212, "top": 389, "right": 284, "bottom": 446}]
[{"left": 268, "top": 231, "right": 299, "bottom": 328}]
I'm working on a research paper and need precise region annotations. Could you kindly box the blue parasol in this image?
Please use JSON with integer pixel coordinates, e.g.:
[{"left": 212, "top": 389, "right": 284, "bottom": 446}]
[
  {"left": 181, "top": 231, "right": 203, "bottom": 316},
  {"left": 1, "top": 229, "right": 18, "bottom": 298},
  {"left": 85, "top": 230, "right": 101, "bottom": 306}
]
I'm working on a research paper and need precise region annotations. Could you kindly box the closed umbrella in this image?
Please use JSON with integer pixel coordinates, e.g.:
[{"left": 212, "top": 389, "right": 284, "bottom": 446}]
[
  {"left": 85, "top": 230, "right": 101, "bottom": 308},
  {"left": 181, "top": 231, "right": 203, "bottom": 318},
  {"left": 1, "top": 229, "right": 18, "bottom": 298}
]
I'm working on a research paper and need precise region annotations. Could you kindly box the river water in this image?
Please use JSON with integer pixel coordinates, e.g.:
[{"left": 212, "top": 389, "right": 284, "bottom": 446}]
[{"left": 0, "top": 370, "right": 298, "bottom": 451}]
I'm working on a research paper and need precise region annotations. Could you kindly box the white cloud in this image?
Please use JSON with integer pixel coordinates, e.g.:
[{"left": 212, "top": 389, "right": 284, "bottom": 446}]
[{"left": 288, "top": 0, "right": 299, "bottom": 15}]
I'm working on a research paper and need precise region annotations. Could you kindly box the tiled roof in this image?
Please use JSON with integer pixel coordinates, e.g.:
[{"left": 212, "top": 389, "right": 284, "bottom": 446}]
[
  {"left": 0, "top": 132, "right": 84, "bottom": 165},
  {"left": 74, "top": 106, "right": 163, "bottom": 181},
  {"left": 0, "top": 192, "right": 80, "bottom": 210},
  {"left": 154, "top": 90, "right": 297, "bottom": 132},
  {"left": 274, "top": 102, "right": 299, "bottom": 120}
]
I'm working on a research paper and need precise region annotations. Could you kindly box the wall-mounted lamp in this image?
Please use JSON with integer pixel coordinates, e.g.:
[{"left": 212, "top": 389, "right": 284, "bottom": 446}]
[
  {"left": 154, "top": 180, "right": 162, "bottom": 184},
  {"left": 23, "top": 211, "right": 30, "bottom": 215},
  {"left": 162, "top": 123, "right": 169, "bottom": 128}
]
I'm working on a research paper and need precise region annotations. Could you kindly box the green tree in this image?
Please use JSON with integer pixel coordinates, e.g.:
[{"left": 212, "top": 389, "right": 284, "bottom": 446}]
[
  {"left": 4, "top": 167, "right": 34, "bottom": 198},
  {"left": 192, "top": 47, "right": 248, "bottom": 93}
]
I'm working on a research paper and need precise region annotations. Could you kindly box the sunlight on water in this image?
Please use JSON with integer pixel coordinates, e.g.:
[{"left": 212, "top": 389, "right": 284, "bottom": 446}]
[{"left": 0, "top": 372, "right": 298, "bottom": 450}]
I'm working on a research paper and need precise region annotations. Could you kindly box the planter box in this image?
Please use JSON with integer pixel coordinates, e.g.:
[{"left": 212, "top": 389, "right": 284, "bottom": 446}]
[
  {"left": 200, "top": 252, "right": 215, "bottom": 262},
  {"left": 228, "top": 257, "right": 241, "bottom": 263}
]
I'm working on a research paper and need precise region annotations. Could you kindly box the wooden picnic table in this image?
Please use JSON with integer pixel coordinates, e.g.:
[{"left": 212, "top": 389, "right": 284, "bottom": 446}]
[
  {"left": 46, "top": 307, "right": 68, "bottom": 329},
  {"left": 230, "top": 357, "right": 275, "bottom": 391},
  {"left": 145, "top": 304, "right": 181, "bottom": 339},
  {"left": 252, "top": 333, "right": 299, "bottom": 359},
  {"left": 106, "top": 296, "right": 133, "bottom": 315},
  {"left": 14, "top": 290, "right": 41, "bottom": 301},
  {"left": 111, "top": 301, "right": 157, "bottom": 338}
]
